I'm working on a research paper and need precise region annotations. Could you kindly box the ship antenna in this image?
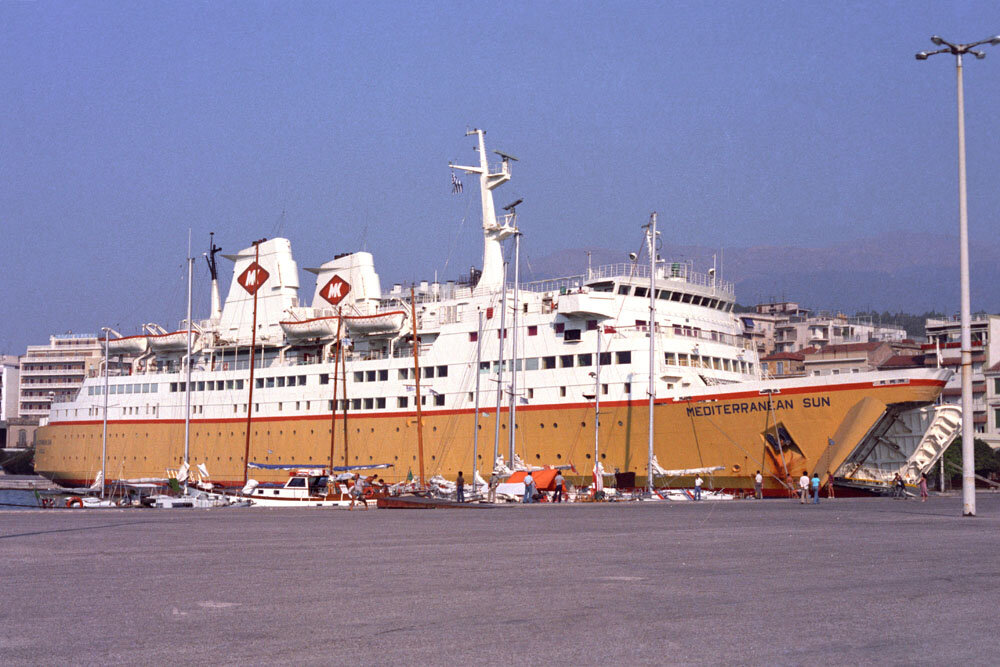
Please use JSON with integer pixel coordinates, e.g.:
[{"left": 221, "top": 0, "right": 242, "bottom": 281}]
[{"left": 205, "top": 232, "right": 222, "bottom": 281}]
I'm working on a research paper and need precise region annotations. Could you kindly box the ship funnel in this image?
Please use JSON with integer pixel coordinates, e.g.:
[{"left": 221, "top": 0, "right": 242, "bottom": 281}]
[
  {"left": 307, "top": 251, "right": 382, "bottom": 315},
  {"left": 218, "top": 238, "right": 300, "bottom": 343}
]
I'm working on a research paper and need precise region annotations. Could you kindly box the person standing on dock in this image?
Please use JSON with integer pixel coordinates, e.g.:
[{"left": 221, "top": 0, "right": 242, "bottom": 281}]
[
  {"left": 798, "top": 471, "right": 809, "bottom": 504},
  {"left": 754, "top": 470, "right": 763, "bottom": 500},
  {"left": 553, "top": 471, "right": 564, "bottom": 503},
  {"left": 811, "top": 472, "right": 820, "bottom": 504},
  {"left": 523, "top": 471, "right": 535, "bottom": 504},
  {"left": 694, "top": 475, "right": 703, "bottom": 501},
  {"left": 456, "top": 471, "right": 465, "bottom": 503},
  {"left": 825, "top": 471, "right": 836, "bottom": 499},
  {"left": 488, "top": 471, "right": 499, "bottom": 503},
  {"left": 349, "top": 474, "right": 368, "bottom": 511},
  {"left": 918, "top": 473, "right": 929, "bottom": 502}
]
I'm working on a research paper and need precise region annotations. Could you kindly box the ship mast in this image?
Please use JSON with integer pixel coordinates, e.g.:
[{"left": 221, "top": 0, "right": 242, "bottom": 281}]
[
  {"left": 645, "top": 213, "right": 658, "bottom": 496},
  {"left": 494, "top": 262, "right": 508, "bottom": 466},
  {"left": 449, "top": 129, "right": 516, "bottom": 292},
  {"left": 100, "top": 329, "right": 110, "bottom": 499},
  {"left": 205, "top": 232, "right": 223, "bottom": 320}
]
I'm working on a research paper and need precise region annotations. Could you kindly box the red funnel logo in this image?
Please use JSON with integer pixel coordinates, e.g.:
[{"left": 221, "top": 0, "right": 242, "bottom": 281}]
[
  {"left": 238, "top": 262, "right": 270, "bottom": 295},
  {"left": 321, "top": 275, "right": 351, "bottom": 305}
]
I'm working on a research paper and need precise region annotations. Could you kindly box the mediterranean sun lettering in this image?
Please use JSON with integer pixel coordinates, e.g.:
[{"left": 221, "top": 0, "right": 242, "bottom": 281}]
[{"left": 685, "top": 395, "right": 830, "bottom": 417}]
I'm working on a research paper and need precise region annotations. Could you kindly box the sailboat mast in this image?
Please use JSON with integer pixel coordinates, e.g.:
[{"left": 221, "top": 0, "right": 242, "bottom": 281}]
[
  {"left": 410, "top": 286, "right": 426, "bottom": 488},
  {"left": 494, "top": 262, "right": 508, "bottom": 466},
  {"left": 328, "top": 310, "right": 343, "bottom": 471},
  {"left": 473, "top": 310, "right": 483, "bottom": 481},
  {"left": 508, "top": 230, "right": 520, "bottom": 466},
  {"left": 594, "top": 325, "right": 601, "bottom": 466},
  {"left": 242, "top": 242, "right": 262, "bottom": 485},
  {"left": 647, "top": 212, "right": 658, "bottom": 495},
  {"left": 341, "top": 335, "right": 349, "bottom": 465},
  {"left": 183, "top": 233, "right": 194, "bottom": 493},
  {"left": 100, "top": 330, "right": 109, "bottom": 499}
]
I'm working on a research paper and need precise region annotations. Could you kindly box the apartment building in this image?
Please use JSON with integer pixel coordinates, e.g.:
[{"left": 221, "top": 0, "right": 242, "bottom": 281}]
[
  {"left": 18, "top": 334, "right": 103, "bottom": 422},
  {"left": 741, "top": 302, "right": 906, "bottom": 355},
  {"left": 923, "top": 315, "right": 1000, "bottom": 448}
]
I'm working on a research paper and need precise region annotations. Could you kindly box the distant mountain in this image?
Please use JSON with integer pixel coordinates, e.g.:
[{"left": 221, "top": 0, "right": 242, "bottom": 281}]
[{"left": 521, "top": 233, "right": 1000, "bottom": 315}]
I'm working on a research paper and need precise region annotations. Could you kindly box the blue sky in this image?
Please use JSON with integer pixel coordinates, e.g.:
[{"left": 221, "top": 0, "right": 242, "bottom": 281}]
[{"left": 2, "top": 1, "right": 999, "bottom": 353}]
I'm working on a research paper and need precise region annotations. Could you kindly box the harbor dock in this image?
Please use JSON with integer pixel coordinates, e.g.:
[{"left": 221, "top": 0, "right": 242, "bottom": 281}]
[{"left": 1, "top": 494, "right": 997, "bottom": 663}]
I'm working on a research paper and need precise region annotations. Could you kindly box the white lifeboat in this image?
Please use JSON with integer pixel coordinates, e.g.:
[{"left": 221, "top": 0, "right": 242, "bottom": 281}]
[
  {"left": 147, "top": 330, "right": 199, "bottom": 352},
  {"left": 279, "top": 315, "right": 340, "bottom": 340},
  {"left": 344, "top": 310, "right": 407, "bottom": 336},
  {"left": 101, "top": 334, "right": 148, "bottom": 356}
]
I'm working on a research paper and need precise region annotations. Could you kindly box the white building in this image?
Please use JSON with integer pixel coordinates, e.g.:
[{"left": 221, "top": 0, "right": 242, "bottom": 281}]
[
  {"left": 18, "top": 334, "right": 103, "bottom": 422},
  {"left": 924, "top": 315, "right": 1000, "bottom": 448},
  {"left": 742, "top": 302, "right": 907, "bottom": 355}
]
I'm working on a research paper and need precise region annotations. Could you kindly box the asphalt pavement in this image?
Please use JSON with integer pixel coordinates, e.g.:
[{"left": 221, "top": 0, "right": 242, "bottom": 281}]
[{"left": 1, "top": 493, "right": 998, "bottom": 665}]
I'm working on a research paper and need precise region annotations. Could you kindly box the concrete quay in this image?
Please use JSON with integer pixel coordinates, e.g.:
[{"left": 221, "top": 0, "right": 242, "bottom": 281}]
[{"left": 1, "top": 494, "right": 998, "bottom": 665}]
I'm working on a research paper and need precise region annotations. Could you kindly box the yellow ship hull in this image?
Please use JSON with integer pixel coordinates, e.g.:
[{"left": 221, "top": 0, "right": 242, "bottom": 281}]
[{"left": 36, "top": 373, "right": 947, "bottom": 495}]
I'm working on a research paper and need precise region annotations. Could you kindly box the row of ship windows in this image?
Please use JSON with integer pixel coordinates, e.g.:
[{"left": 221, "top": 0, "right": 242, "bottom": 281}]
[{"left": 76, "top": 381, "right": 651, "bottom": 418}]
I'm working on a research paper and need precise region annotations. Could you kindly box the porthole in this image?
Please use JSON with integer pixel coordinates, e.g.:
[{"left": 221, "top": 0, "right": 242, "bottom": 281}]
[
  {"left": 580, "top": 421, "right": 586, "bottom": 428},
  {"left": 618, "top": 420, "right": 623, "bottom": 426},
  {"left": 556, "top": 454, "right": 562, "bottom": 460},
  {"left": 535, "top": 454, "right": 541, "bottom": 459},
  {"left": 601, "top": 453, "right": 606, "bottom": 459},
  {"left": 586, "top": 453, "right": 592, "bottom": 459},
  {"left": 553, "top": 423, "right": 558, "bottom": 429},
  {"left": 396, "top": 427, "right": 400, "bottom": 432},
  {"left": 432, "top": 426, "right": 437, "bottom": 432},
  {"left": 539, "top": 423, "right": 544, "bottom": 429}
]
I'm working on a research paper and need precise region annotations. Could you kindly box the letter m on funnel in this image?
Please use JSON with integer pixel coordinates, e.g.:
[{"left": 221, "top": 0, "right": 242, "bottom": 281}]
[
  {"left": 238, "top": 262, "right": 270, "bottom": 295},
  {"left": 321, "top": 275, "right": 351, "bottom": 306}
]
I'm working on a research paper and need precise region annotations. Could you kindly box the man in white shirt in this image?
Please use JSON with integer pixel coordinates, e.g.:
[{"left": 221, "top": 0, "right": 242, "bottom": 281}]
[
  {"left": 523, "top": 472, "right": 534, "bottom": 504},
  {"left": 798, "top": 471, "right": 809, "bottom": 504},
  {"left": 694, "top": 475, "right": 703, "bottom": 501},
  {"left": 754, "top": 470, "right": 763, "bottom": 500}
]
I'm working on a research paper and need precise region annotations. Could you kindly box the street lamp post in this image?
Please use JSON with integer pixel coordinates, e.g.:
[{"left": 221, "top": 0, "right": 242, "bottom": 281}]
[{"left": 917, "top": 34, "right": 1000, "bottom": 517}]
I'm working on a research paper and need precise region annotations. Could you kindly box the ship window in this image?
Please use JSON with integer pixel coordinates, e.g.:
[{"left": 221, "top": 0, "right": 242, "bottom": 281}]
[
  {"left": 319, "top": 374, "right": 330, "bottom": 384},
  {"left": 366, "top": 370, "right": 376, "bottom": 382},
  {"left": 398, "top": 397, "right": 408, "bottom": 408},
  {"left": 590, "top": 281, "right": 613, "bottom": 292},
  {"left": 479, "top": 361, "right": 490, "bottom": 373},
  {"left": 624, "top": 382, "right": 631, "bottom": 394},
  {"left": 681, "top": 293, "right": 693, "bottom": 303},
  {"left": 542, "top": 356, "right": 556, "bottom": 370},
  {"left": 599, "top": 352, "right": 612, "bottom": 366},
  {"left": 635, "top": 287, "right": 648, "bottom": 298},
  {"left": 587, "top": 320, "right": 598, "bottom": 331},
  {"left": 170, "top": 383, "right": 177, "bottom": 393},
  {"left": 618, "top": 285, "right": 630, "bottom": 295},
  {"left": 616, "top": 351, "right": 631, "bottom": 364},
  {"left": 559, "top": 355, "right": 574, "bottom": 368},
  {"left": 364, "top": 398, "right": 374, "bottom": 409},
  {"left": 577, "top": 353, "right": 592, "bottom": 366},
  {"left": 602, "top": 384, "right": 609, "bottom": 395},
  {"left": 278, "top": 402, "right": 283, "bottom": 411},
  {"left": 254, "top": 404, "right": 260, "bottom": 412},
  {"left": 266, "top": 378, "right": 275, "bottom": 388},
  {"left": 469, "top": 331, "right": 478, "bottom": 342},
  {"left": 555, "top": 323, "right": 565, "bottom": 334},
  {"left": 347, "top": 399, "right": 359, "bottom": 410},
  {"left": 354, "top": 371, "right": 364, "bottom": 382},
  {"left": 236, "top": 380, "right": 244, "bottom": 390},
  {"left": 287, "top": 477, "right": 305, "bottom": 488},
  {"left": 670, "top": 291, "right": 682, "bottom": 302},
  {"left": 528, "top": 325, "right": 538, "bottom": 336},
  {"left": 198, "top": 381, "right": 205, "bottom": 391},
  {"left": 399, "top": 368, "right": 409, "bottom": 380},
  {"left": 564, "top": 329, "right": 581, "bottom": 341},
  {"left": 423, "top": 367, "right": 434, "bottom": 379},
  {"left": 378, "top": 369, "right": 388, "bottom": 381},
  {"left": 299, "top": 375, "right": 307, "bottom": 385},
  {"left": 434, "top": 394, "right": 445, "bottom": 406},
  {"left": 560, "top": 386, "right": 567, "bottom": 397},
  {"left": 286, "top": 376, "right": 295, "bottom": 387},
  {"left": 256, "top": 379, "right": 264, "bottom": 389},
  {"left": 525, "top": 358, "right": 539, "bottom": 371},
  {"left": 437, "top": 365, "right": 448, "bottom": 377}
]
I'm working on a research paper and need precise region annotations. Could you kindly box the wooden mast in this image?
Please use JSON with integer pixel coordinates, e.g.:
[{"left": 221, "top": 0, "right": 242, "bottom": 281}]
[
  {"left": 242, "top": 240, "right": 263, "bottom": 485},
  {"left": 328, "top": 309, "right": 343, "bottom": 472},
  {"left": 410, "top": 286, "right": 426, "bottom": 488},
  {"left": 341, "top": 332, "right": 349, "bottom": 465}
]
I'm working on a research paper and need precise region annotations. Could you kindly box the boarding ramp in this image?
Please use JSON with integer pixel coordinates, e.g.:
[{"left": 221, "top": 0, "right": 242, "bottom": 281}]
[{"left": 837, "top": 404, "right": 961, "bottom": 488}]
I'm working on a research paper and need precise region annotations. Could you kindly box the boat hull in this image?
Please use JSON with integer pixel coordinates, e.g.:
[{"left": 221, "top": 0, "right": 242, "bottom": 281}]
[{"left": 34, "top": 376, "right": 946, "bottom": 495}]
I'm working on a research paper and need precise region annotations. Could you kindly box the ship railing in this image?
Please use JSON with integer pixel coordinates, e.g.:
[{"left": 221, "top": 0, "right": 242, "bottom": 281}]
[{"left": 520, "top": 261, "right": 734, "bottom": 296}]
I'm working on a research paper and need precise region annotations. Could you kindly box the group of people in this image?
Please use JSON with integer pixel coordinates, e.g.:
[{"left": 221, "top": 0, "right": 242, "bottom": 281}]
[{"left": 520, "top": 471, "right": 567, "bottom": 504}]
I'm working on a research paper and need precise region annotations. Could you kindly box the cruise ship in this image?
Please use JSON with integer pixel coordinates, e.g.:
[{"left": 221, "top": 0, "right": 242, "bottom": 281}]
[{"left": 35, "top": 130, "right": 960, "bottom": 495}]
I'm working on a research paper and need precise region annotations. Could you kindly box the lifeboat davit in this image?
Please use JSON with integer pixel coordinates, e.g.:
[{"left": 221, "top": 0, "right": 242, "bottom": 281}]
[
  {"left": 344, "top": 311, "right": 406, "bottom": 336},
  {"left": 147, "top": 330, "right": 199, "bottom": 352},
  {"left": 102, "top": 334, "right": 149, "bottom": 356},
  {"left": 280, "top": 316, "right": 340, "bottom": 340}
]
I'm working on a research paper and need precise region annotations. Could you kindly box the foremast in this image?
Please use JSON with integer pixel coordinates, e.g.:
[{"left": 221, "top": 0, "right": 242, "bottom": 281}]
[{"left": 450, "top": 128, "right": 516, "bottom": 292}]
